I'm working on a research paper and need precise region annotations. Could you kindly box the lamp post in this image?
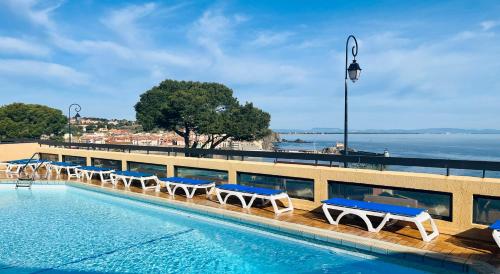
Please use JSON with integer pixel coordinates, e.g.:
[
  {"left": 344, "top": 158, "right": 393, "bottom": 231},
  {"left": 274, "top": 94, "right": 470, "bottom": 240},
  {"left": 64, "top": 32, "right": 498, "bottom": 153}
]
[
  {"left": 344, "top": 35, "right": 362, "bottom": 167},
  {"left": 68, "top": 103, "right": 81, "bottom": 145}
]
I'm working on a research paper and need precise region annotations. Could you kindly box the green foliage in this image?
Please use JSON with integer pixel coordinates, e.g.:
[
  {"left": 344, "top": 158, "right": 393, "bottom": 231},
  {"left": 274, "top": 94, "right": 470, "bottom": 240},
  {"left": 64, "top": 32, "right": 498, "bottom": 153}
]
[
  {"left": 0, "top": 103, "right": 67, "bottom": 140},
  {"left": 135, "top": 79, "right": 271, "bottom": 148}
]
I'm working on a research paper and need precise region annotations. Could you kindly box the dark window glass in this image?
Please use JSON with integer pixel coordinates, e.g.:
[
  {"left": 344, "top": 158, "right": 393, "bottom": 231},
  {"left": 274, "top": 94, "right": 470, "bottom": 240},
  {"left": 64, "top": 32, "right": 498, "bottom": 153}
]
[
  {"left": 39, "top": 153, "right": 58, "bottom": 162},
  {"left": 91, "top": 158, "right": 121, "bottom": 170},
  {"left": 127, "top": 162, "right": 166, "bottom": 177},
  {"left": 174, "top": 166, "right": 228, "bottom": 184},
  {"left": 328, "top": 181, "right": 452, "bottom": 221},
  {"left": 62, "top": 155, "right": 86, "bottom": 166},
  {"left": 237, "top": 172, "right": 314, "bottom": 201},
  {"left": 473, "top": 195, "right": 500, "bottom": 225}
]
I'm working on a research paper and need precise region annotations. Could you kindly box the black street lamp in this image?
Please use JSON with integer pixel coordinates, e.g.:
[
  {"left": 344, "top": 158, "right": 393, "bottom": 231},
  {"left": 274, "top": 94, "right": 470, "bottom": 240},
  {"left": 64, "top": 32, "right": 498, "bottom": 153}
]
[
  {"left": 68, "top": 103, "right": 81, "bottom": 145},
  {"left": 344, "top": 35, "right": 361, "bottom": 167}
]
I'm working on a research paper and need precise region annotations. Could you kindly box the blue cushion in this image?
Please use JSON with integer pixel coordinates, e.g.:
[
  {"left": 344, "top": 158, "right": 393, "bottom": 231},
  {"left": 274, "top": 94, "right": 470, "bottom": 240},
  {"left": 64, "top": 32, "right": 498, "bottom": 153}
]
[
  {"left": 115, "top": 170, "right": 153, "bottom": 177},
  {"left": 160, "top": 177, "right": 212, "bottom": 185},
  {"left": 9, "top": 159, "right": 41, "bottom": 164},
  {"left": 217, "top": 184, "right": 283, "bottom": 196},
  {"left": 79, "top": 166, "right": 113, "bottom": 172},
  {"left": 51, "top": 161, "right": 79, "bottom": 167},
  {"left": 490, "top": 220, "right": 500, "bottom": 230},
  {"left": 322, "top": 198, "right": 425, "bottom": 217}
]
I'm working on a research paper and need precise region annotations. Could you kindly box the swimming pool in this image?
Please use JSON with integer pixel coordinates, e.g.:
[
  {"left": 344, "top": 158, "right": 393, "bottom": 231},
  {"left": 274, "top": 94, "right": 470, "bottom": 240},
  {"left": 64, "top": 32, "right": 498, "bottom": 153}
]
[{"left": 0, "top": 183, "right": 464, "bottom": 273}]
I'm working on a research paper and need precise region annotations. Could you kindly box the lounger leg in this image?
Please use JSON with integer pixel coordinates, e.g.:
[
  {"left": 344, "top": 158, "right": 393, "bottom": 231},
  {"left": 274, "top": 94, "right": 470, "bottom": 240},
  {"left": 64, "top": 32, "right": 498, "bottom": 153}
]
[
  {"left": 415, "top": 213, "right": 439, "bottom": 242},
  {"left": 188, "top": 188, "right": 197, "bottom": 199},
  {"left": 174, "top": 185, "right": 191, "bottom": 197},
  {"left": 322, "top": 204, "right": 336, "bottom": 224},
  {"left": 272, "top": 196, "right": 294, "bottom": 215},
  {"left": 493, "top": 230, "right": 500, "bottom": 248},
  {"left": 222, "top": 192, "right": 248, "bottom": 208},
  {"left": 215, "top": 189, "right": 225, "bottom": 204},
  {"left": 270, "top": 198, "right": 280, "bottom": 214},
  {"left": 205, "top": 186, "right": 212, "bottom": 197},
  {"left": 323, "top": 205, "right": 377, "bottom": 232},
  {"left": 165, "top": 183, "right": 173, "bottom": 195},
  {"left": 247, "top": 194, "right": 258, "bottom": 209},
  {"left": 237, "top": 193, "right": 249, "bottom": 208},
  {"left": 154, "top": 178, "right": 160, "bottom": 192},
  {"left": 373, "top": 214, "right": 392, "bottom": 232}
]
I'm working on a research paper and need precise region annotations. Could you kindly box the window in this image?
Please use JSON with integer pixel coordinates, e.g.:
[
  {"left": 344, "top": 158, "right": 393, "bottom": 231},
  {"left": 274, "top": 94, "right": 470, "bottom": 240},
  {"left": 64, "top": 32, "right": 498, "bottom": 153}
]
[
  {"left": 328, "top": 181, "right": 452, "bottom": 221},
  {"left": 91, "top": 158, "right": 122, "bottom": 170},
  {"left": 473, "top": 195, "right": 500, "bottom": 225},
  {"left": 174, "top": 166, "right": 228, "bottom": 184},
  {"left": 237, "top": 172, "right": 314, "bottom": 201},
  {"left": 39, "top": 153, "right": 58, "bottom": 162},
  {"left": 127, "top": 162, "right": 166, "bottom": 177},
  {"left": 62, "top": 155, "right": 86, "bottom": 166}
]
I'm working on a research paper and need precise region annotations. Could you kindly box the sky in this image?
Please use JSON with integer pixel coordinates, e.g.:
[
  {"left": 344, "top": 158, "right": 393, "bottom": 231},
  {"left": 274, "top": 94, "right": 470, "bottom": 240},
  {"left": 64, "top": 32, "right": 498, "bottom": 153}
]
[{"left": 0, "top": 0, "right": 500, "bottom": 130}]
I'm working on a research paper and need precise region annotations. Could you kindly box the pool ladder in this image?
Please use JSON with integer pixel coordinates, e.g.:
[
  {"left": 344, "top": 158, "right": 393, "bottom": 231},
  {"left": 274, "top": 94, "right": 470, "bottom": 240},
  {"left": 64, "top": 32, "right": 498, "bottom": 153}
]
[{"left": 15, "top": 153, "right": 46, "bottom": 189}]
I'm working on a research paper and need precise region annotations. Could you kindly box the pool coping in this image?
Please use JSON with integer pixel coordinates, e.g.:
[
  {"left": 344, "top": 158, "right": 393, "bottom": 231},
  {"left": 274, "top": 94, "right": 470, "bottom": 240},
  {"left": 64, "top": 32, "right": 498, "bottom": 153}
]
[{"left": 2, "top": 180, "right": 498, "bottom": 274}]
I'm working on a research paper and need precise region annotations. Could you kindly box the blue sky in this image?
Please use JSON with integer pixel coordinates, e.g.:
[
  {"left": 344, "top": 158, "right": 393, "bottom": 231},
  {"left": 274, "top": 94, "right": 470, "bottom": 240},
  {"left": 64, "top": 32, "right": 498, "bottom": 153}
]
[{"left": 1, "top": 0, "right": 500, "bottom": 129}]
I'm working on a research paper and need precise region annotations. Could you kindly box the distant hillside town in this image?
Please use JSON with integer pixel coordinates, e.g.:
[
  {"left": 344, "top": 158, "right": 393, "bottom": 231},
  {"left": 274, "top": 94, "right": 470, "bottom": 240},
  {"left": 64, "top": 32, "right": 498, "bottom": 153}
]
[{"left": 68, "top": 117, "right": 277, "bottom": 151}]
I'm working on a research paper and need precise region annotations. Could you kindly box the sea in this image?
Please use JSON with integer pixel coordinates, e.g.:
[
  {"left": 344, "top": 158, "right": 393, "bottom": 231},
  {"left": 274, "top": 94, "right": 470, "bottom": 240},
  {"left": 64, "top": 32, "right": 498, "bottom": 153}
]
[{"left": 275, "top": 133, "right": 500, "bottom": 178}]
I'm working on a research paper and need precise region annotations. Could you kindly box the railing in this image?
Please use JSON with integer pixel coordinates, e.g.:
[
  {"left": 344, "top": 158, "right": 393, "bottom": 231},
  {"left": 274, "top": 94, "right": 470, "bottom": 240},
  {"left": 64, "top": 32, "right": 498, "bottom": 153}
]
[{"left": 34, "top": 140, "right": 500, "bottom": 178}]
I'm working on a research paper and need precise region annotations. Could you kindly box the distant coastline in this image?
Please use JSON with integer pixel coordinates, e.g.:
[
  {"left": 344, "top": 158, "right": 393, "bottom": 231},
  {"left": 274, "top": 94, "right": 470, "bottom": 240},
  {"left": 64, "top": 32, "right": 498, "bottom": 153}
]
[{"left": 273, "top": 128, "right": 500, "bottom": 135}]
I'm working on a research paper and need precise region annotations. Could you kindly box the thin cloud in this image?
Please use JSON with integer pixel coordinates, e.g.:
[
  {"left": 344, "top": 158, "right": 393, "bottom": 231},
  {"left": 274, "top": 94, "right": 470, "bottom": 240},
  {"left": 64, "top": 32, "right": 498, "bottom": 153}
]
[
  {"left": 250, "top": 31, "right": 294, "bottom": 47},
  {"left": 101, "top": 2, "right": 157, "bottom": 44},
  {"left": 0, "top": 36, "right": 50, "bottom": 57},
  {"left": 1, "top": 0, "right": 63, "bottom": 30},
  {"left": 0, "top": 59, "right": 88, "bottom": 85},
  {"left": 480, "top": 20, "right": 500, "bottom": 31}
]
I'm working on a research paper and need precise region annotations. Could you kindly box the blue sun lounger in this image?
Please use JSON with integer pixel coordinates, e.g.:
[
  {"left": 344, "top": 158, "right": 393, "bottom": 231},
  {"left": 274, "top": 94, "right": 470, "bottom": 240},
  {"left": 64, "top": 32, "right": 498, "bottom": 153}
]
[
  {"left": 111, "top": 171, "right": 160, "bottom": 191},
  {"left": 75, "top": 166, "right": 115, "bottom": 183},
  {"left": 47, "top": 161, "right": 81, "bottom": 179},
  {"left": 1, "top": 159, "right": 45, "bottom": 174},
  {"left": 322, "top": 198, "right": 439, "bottom": 242},
  {"left": 159, "top": 177, "right": 215, "bottom": 198},
  {"left": 490, "top": 220, "right": 500, "bottom": 248},
  {"left": 215, "top": 184, "right": 293, "bottom": 215}
]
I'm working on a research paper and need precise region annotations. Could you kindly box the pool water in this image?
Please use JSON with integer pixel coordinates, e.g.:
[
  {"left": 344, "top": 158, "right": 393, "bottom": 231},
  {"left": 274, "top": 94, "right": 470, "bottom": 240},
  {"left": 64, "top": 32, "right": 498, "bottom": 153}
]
[{"left": 0, "top": 184, "right": 458, "bottom": 273}]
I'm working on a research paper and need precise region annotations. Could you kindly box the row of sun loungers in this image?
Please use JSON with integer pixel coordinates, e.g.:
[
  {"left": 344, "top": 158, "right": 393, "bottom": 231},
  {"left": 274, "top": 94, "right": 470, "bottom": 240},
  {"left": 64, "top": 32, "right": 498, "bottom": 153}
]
[{"left": 3, "top": 158, "right": 499, "bottom": 245}]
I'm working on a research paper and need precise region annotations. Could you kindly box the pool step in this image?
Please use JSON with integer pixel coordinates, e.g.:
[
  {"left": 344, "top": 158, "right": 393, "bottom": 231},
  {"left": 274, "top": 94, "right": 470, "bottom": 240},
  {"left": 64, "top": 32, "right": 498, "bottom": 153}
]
[{"left": 16, "top": 177, "right": 34, "bottom": 189}]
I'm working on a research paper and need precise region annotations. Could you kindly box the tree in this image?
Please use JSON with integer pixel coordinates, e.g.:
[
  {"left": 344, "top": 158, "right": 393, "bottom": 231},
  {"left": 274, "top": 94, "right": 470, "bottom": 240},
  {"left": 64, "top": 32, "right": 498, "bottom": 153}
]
[
  {"left": 0, "top": 103, "right": 67, "bottom": 140},
  {"left": 135, "top": 79, "right": 271, "bottom": 148}
]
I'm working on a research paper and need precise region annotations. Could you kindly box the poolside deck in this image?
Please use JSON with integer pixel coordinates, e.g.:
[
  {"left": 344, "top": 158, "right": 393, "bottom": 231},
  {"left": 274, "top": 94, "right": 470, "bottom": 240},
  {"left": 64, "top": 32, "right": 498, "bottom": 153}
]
[{"left": 1, "top": 172, "right": 498, "bottom": 270}]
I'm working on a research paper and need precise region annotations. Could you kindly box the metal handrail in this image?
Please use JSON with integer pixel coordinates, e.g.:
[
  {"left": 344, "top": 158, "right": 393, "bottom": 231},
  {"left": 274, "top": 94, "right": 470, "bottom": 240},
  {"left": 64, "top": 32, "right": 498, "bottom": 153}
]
[{"left": 35, "top": 140, "right": 500, "bottom": 176}]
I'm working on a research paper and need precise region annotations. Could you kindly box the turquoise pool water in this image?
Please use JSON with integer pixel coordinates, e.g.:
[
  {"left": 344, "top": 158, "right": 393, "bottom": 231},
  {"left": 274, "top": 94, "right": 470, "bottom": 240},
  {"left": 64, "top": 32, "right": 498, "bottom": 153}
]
[{"left": 0, "top": 184, "right": 460, "bottom": 274}]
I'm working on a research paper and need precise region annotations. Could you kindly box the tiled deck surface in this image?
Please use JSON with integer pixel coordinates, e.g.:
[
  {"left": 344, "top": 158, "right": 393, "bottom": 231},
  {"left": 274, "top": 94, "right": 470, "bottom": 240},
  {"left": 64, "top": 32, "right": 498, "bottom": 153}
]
[{"left": 1, "top": 172, "right": 499, "bottom": 271}]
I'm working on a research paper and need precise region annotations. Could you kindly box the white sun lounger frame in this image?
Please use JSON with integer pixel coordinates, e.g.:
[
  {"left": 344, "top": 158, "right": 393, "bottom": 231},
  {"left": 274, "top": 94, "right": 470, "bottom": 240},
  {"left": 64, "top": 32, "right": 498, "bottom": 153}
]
[
  {"left": 110, "top": 173, "right": 160, "bottom": 192},
  {"left": 322, "top": 203, "right": 439, "bottom": 242},
  {"left": 164, "top": 180, "right": 215, "bottom": 198},
  {"left": 215, "top": 187, "right": 294, "bottom": 215},
  {"left": 76, "top": 168, "right": 114, "bottom": 183},
  {"left": 493, "top": 228, "right": 500, "bottom": 248},
  {"left": 47, "top": 163, "right": 81, "bottom": 179},
  {"left": 1, "top": 161, "right": 41, "bottom": 174}
]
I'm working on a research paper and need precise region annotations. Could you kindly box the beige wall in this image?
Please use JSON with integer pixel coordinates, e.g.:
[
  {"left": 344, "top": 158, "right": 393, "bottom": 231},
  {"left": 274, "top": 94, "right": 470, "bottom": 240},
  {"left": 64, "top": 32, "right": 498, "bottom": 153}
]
[
  {"left": 0, "top": 143, "right": 39, "bottom": 162},
  {"left": 4, "top": 144, "right": 500, "bottom": 240}
]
